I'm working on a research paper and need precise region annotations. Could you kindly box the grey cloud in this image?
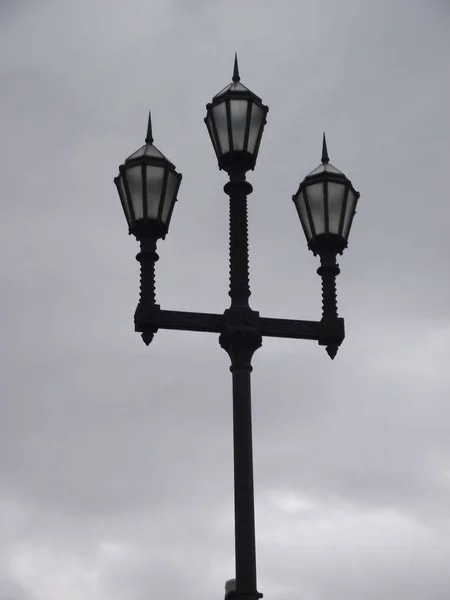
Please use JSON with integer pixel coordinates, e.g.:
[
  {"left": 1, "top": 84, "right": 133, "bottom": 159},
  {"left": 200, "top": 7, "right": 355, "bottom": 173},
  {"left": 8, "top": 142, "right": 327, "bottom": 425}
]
[{"left": 1, "top": 0, "right": 450, "bottom": 599}]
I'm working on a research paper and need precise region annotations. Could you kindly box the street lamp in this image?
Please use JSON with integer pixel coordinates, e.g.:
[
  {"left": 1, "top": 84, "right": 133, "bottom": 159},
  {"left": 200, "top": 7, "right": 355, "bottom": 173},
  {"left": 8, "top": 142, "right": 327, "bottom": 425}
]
[
  {"left": 114, "top": 56, "right": 360, "bottom": 600},
  {"left": 204, "top": 56, "right": 268, "bottom": 174}
]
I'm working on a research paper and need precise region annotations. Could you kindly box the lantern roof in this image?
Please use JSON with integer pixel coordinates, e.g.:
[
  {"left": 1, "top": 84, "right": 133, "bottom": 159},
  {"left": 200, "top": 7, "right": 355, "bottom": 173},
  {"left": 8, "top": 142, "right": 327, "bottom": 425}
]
[
  {"left": 305, "top": 134, "right": 345, "bottom": 178},
  {"left": 213, "top": 54, "right": 263, "bottom": 102},
  {"left": 307, "top": 162, "right": 345, "bottom": 177},
  {"left": 124, "top": 112, "right": 175, "bottom": 167},
  {"left": 126, "top": 143, "right": 166, "bottom": 162},
  {"left": 214, "top": 80, "right": 253, "bottom": 98}
]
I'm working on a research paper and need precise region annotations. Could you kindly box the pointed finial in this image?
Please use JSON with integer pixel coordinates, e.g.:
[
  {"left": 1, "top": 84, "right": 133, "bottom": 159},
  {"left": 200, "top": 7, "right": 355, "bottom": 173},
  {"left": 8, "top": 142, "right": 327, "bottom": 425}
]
[
  {"left": 321, "top": 132, "right": 329, "bottom": 164},
  {"left": 326, "top": 344, "right": 338, "bottom": 360},
  {"left": 232, "top": 53, "right": 240, "bottom": 82},
  {"left": 145, "top": 111, "right": 153, "bottom": 144}
]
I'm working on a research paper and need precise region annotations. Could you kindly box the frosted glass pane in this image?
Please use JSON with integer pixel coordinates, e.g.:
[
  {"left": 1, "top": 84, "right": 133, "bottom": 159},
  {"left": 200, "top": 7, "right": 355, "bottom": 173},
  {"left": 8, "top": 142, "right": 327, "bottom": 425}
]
[
  {"left": 205, "top": 115, "right": 221, "bottom": 156},
  {"left": 247, "top": 104, "right": 264, "bottom": 154},
  {"left": 308, "top": 164, "right": 325, "bottom": 176},
  {"left": 327, "top": 182, "right": 345, "bottom": 234},
  {"left": 230, "top": 99, "right": 248, "bottom": 151},
  {"left": 306, "top": 182, "right": 325, "bottom": 235},
  {"left": 325, "top": 163, "right": 344, "bottom": 175},
  {"left": 125, "top": 166, "right": 144, "bottom": 220},
  {"left": 295, "top": 191, "right": 312, "bottom": 242},
  {"left": 161, "top": 171, "right": 178, "bottom": 225},
  {"left": 342, "top": 190, "right": 357, "bottom": 240},
  {"left": 146, "top": 166, "right": 164, "bottom": 219},
  {"left": 212, "top": 102, "right": 229, "bottom": 155},
  {"left": 127, "top": 146, "right": 146, "bottom": 160},
  {"left": 127, "top": 144, "right": 165, "bottom": 161},
  {"left": 308, "top": 162, "right": 343, "bottom": 176},
  {"left": 214, "top": 81, "right": 249, "bottom": 97},
  {"left": 117, "top": 176, "right": 131, "bottom": 223},
  {"left": 144, "top": 145, "right": 165, "bottom": 159}
]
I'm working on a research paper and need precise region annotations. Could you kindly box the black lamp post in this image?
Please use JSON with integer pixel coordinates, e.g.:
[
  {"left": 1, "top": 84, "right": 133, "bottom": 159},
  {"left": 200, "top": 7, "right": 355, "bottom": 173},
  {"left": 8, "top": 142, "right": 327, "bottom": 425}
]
[{"left": 114, "top": 56, "right": 360, "bottom": 600}]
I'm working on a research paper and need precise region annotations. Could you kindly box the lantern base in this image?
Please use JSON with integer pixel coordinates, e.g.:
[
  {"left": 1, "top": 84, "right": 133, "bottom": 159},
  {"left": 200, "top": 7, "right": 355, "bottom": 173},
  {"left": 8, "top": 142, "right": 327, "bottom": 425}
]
[
  {"left": 309, "top": 233, "right": 347, "bottom": 257},
  {"left": 219, "top": 151, "right": 256, "bottom": 174},
  {"left": 129, "top": 219, "right": 167, "bottom": 241}
]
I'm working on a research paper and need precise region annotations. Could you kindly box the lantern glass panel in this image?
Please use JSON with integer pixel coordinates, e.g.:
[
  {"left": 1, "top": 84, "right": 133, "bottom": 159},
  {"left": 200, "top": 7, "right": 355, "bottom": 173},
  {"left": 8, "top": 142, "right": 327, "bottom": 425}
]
[
  {"left": 212, "top": 102, "right": 229, "bottom": 155},
  {"left": 230, "top": 99, "right": 248, "bottom": 151},
  {"left": 161, "top": 171, "right": 178, "bottom": 225},
  {"left": 117, "top": 177, "right": 131, "bottom": 223},
  {"left": 306, "top": 182, "right": 326, "bottom": 235},
  {"left": 297, "top": 191, "right": 313, "bottom": 242},
  {"left": 247, "top": 104, "right": 264, "bottom": 154},
  {"left": 205, "top": 116, "right": 220, "bottom": 156},
  {"left": 309, "top": 162, "right": 343, "bottom": 177},
  {"left": 327, "top": 181, "right": 346, "bottom": 234},
  {"left": 342, "top": 189, "right": 358, "bottom": 240},
  {"left": 145, "top": 165, "right": 164, "bottom": 219},
  {"left": 128, "top": 144, "right": 165, "bottom": 161},
  {"left": 126, "top": 166, "right": 144, "bottom": 220}
]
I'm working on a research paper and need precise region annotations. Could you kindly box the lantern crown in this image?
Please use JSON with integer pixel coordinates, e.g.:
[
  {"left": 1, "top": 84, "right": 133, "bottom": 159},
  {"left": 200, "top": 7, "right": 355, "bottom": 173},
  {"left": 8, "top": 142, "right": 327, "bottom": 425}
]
[{"left": 212, "top": 54, "right": 263, "bottom": 103}]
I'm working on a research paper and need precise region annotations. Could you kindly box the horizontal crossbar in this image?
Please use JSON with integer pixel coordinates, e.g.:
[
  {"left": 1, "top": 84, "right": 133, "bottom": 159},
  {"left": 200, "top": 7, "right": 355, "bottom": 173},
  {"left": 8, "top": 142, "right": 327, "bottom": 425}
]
[{"left": 153, "top": 309, "right": 336, "bottom": 343}]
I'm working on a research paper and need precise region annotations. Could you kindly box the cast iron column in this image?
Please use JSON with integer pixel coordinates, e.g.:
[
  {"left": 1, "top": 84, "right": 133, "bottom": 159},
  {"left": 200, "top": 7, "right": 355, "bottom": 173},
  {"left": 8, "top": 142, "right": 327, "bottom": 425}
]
[{"left": 219, "top": 170, "right": 262, "bottom": 600}]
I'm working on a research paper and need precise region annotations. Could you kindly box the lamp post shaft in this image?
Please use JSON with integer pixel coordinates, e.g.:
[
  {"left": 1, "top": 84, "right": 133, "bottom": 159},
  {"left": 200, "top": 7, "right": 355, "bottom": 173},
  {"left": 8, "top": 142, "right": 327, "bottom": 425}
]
[
  {"left": 220, "top": 174, "right": 262, "bottom": 598},
  {"left": 232, "top": 366, "right": 257, "bottom": 594}
]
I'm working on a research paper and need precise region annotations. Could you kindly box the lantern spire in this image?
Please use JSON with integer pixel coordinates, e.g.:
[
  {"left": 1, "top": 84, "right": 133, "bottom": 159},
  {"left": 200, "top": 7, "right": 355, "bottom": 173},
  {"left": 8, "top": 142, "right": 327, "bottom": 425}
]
[
  {"left": 232, "top": 53, "right": 240, "bottom": 82},
  {"left": 321, "top": 132, "right": 329, "bottom": 164},
  {"left": 145, "top": 111, "right": 153, "bottom": 145}
]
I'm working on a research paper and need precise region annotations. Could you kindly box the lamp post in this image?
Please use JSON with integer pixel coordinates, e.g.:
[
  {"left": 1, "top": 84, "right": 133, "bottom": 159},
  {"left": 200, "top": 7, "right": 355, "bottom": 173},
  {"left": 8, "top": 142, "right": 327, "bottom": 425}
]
[{"left": 114, "top": 56, "right": 360, "bottom": 600}]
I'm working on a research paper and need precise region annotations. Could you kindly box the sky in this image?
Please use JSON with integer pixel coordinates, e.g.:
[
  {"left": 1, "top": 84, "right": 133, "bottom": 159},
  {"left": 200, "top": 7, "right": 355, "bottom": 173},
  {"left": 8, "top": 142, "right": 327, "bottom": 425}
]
[{"left": 1, "top": 0, "right": 450, "bottom": 598}]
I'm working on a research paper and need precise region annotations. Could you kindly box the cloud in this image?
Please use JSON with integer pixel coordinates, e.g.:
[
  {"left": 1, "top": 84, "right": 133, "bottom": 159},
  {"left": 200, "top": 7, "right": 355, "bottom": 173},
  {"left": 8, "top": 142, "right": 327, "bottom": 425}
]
[{"left": 1, "top": 0, "right": 450, "bottom": 599}]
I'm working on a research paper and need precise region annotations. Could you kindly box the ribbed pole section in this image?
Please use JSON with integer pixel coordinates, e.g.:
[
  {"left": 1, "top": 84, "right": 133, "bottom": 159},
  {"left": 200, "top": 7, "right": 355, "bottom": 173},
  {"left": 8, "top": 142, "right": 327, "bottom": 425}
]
[
  {"left": 224, "top": 177, "right": 253, "bottom": 310},
  {"left": 136, "top": 237, "right": 159, "bottom": 307},
  {"left": 135, "top": 236, "right": 159, "bottom": 346},
  {"left": 317, "top": 251, "right": 340, "bottom": 358}
]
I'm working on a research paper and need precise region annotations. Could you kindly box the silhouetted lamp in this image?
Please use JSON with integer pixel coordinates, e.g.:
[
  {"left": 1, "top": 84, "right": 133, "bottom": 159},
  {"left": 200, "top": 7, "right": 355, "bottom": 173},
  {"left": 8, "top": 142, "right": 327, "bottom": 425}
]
[
  {"left": 292, "top": 134, "right": 360, "bottom": 359},
  {"left": 293, "top": 134, "right": 360, "bottom": 256},
  {"left": 114, "top": 111, "right": 182, "bottom": 240},
  {"left": 205, "top": 54, "right": 269, "bottom": 173},
  {"left": 114, "top": 112, "right": 183, "bottom": 346}
]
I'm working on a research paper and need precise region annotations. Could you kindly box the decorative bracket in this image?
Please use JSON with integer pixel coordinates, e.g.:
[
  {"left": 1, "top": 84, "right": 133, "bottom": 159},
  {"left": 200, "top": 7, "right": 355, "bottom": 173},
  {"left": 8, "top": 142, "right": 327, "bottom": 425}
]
[{"left": 219, "top": 308, "right": 263, "bottom": 371}]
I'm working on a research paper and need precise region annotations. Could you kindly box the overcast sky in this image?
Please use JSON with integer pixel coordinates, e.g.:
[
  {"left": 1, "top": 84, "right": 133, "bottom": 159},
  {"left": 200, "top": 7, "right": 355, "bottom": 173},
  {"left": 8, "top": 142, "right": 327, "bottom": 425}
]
[{"left": 1, "top": 1, "right": 450, "bottom": 599}]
